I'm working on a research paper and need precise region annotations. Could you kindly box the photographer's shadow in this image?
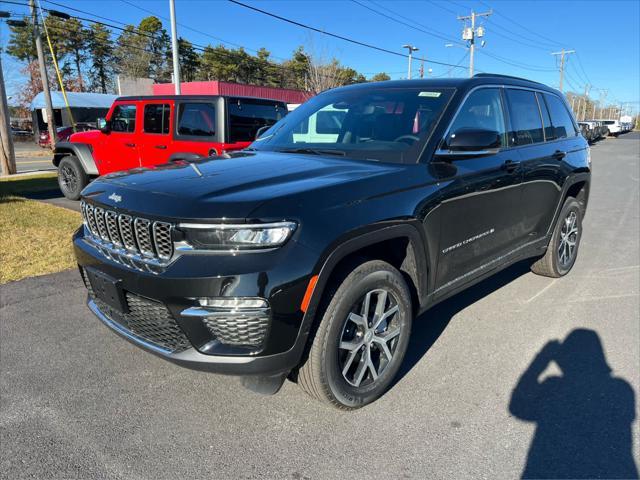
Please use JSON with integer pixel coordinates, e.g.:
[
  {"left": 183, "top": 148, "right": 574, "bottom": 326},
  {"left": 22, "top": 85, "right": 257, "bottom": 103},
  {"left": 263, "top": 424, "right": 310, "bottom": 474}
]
[{"left": 510, "top": 329, "right": 638, "bottom": 479}]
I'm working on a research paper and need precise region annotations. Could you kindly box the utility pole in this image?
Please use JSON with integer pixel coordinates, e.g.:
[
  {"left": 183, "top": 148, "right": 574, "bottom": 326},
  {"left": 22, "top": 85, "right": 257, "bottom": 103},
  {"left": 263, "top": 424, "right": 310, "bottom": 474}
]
[
  {"left": 457, "top": 9, "right": 491, "bottom": 78},
  {"left": 0, "top": 46, "right": 16, "bottom": 175},
  {"left": 598, "top": 89, "right": 608, "bottom": 118},
  {"left": 169, "top": 0, "right": 181, "bottom": 94},
  {"left": 30, "top": 0, "right": 57, "bottom": 149},
  {"left": 402, "top": 44, "right": 419, "bottom": 79},
  {"left": 1, "top": 12, "right": 20, "bottom": 175},
  {"left": 579, "top": 84, "right": 591, "bottom": 121},
  {"left": 550, "top": 49, "right": 575, "bottom": 93}
]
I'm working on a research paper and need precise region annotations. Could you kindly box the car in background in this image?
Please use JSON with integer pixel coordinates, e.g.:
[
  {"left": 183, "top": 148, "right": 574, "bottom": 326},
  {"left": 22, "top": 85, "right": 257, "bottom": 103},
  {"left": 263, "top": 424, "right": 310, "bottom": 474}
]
[
  {"left": 578, "top": 122, "right": 595, "bottom": 143},
  {"left": 597, "top": 119, "right": 621, "bottom": 136},
  {"left": 39, "top": 123, "right": 96, "bottom": 147},
  {"left": 52, "top": 95, "right": 288, "bottom": 199}
]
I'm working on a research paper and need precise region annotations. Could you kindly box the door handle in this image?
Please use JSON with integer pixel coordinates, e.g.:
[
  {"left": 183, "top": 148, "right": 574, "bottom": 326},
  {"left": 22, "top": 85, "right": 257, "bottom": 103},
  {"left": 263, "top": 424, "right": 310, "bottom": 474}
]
[
  {"left": 502, "top": 160, "right": 519, "bottom": 172},
  {"left": 125, "top": 143, "right": 136, "bottom": 147},
  {"left": 552, "top": 150, "right": 567, "bottom": 160},
  {"left": 154, "top": 145, "right": 167, "bottom": 150}
]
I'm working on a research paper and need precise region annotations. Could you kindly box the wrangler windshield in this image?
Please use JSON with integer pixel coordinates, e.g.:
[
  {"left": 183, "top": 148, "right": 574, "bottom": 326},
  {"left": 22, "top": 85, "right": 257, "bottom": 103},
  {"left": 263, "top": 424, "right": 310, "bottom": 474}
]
[{"left": 251, "top": 87, "right": 453, "bottom": 163}]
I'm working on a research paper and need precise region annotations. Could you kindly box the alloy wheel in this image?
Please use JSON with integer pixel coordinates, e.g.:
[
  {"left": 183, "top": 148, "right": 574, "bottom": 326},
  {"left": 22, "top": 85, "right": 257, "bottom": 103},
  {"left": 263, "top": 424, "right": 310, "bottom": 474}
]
[
  {"left": 558, "top": 210, "right": 578, "bottom": 268},
  {"left": 338, "top": 289, "right": 402, "bottom": 388}
]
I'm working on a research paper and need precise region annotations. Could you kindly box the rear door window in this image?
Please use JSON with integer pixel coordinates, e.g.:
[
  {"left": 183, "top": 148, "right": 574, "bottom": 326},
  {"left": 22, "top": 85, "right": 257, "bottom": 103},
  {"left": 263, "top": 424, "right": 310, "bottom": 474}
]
[
  {"left": 228, "top": 98, "right": 286, "bottom": 143},
  {"left": 536, "top": 93, "right": 555, "bottom": 141},
  {"left": 143, "top": 104, "right": 170, "bottom": 134},
  {"left": 110, "top": 104, "right": 137, "bottom": 133},
  {"left": 544, "top": 94, "right": 578, "bottom": 139},
  {"left": 505, "top": 89, "right": 544, "bottom": 146},
  {"left": 177, "top": 103, "right": 216, "bottom": 137}
]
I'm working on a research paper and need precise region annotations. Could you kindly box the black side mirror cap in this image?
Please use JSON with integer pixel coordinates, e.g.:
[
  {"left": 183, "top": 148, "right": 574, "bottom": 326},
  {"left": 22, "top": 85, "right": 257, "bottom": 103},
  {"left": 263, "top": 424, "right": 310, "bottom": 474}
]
[{"left": 447, "top": 128, "right": 501, "bottom": 152}]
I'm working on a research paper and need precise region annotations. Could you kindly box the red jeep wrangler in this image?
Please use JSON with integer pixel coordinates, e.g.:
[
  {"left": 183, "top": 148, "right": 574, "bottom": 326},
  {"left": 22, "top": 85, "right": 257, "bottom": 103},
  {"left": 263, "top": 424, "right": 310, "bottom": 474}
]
[{"left": 53, "top": 95, "right": 287, "bottom": 199}]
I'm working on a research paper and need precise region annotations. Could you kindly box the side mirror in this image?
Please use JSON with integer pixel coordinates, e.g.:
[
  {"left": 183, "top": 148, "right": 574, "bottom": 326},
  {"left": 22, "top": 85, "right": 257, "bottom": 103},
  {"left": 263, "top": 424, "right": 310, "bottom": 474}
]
[
  {"left": 255, "top": 125, "right": 271, "bottom": 140},
  {"left": 446, "top": 128, "right": 501, "bottom": 152},
  {"left": 97, "top": 117, "right": 109, "bottom": 133}
]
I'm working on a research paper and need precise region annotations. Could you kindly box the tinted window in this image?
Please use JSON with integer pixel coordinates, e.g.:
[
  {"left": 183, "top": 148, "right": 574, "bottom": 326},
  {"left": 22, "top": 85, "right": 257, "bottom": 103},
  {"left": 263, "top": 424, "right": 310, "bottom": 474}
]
[
  {"left": 544, "top": 94, "right": 577, "bottom": 139},
  {"left": 536, "top": 92, "right": 555, "bottom": 140},
  {"left": 110, "top": 104, "right": 136, "bottom": 133},
  {"left": 505, "top": 89, "right": 544, "bottom": 146},
  {"left": 177, "top": 103, "right": 216, "bottom": 137},
  {"left": 448, "top": 88, "right": 507, "bottom": 147},
  {"left": 228, "top": 99, "right": 286, "bottom": 143},
  {"left": 316, "top": 110, "right": 347, "bottom": 134},
  {"left": 252, "top": 87, "right": 454, "bottom": 163},
  {"left": 144, "top": 104, "right": 170, "bottom": 134}
]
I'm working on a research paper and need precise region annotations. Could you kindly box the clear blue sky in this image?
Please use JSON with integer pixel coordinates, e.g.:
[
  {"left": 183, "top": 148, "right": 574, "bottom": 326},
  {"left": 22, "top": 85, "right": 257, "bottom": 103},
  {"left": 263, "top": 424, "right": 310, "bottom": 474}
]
[{"left": 2, "top": 0, "right": 639, "bottom": 113}]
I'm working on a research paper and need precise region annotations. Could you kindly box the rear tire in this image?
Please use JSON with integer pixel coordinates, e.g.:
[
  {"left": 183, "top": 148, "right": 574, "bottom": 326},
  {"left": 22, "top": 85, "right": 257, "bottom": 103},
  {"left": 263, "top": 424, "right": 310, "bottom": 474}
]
[
  {"left": 531, "top": 197, "right": 582, "bottom": 278},
  {"left": 298, "top": 260, "right": 412, "bottom": 409},
  {"left": 57, "top": 155, "right": 88, "bottom": 200}
]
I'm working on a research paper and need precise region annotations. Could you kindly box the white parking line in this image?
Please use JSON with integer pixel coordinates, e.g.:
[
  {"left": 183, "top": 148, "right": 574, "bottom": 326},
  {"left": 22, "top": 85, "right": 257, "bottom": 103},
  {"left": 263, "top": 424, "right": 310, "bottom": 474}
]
[{"left": 525, "top": 280, "right": 557, "bottom": 303}]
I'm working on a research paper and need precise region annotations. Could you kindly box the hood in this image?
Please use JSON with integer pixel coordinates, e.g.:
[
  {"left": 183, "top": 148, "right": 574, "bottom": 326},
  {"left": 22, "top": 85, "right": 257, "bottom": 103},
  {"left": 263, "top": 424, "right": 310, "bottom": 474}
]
[
  {"left": 70, "top": 130, "right": 101, "bottom": 143},
  {"left": 82, "top": 151, "right": 401, "bottom": 220}
]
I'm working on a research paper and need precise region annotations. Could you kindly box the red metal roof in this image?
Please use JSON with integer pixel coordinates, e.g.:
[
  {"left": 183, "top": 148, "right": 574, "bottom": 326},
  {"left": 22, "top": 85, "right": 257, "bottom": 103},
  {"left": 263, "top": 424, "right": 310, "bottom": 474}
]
[{"left": 152, "top": 81, "right": 312, "bottom": 104}]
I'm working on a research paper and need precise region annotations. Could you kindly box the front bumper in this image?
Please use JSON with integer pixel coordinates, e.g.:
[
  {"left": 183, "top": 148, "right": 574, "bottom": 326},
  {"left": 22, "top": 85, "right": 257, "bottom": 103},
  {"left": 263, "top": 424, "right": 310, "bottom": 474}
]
[{"left": 74, "top": 228, "right": 319, "bottom": 376}]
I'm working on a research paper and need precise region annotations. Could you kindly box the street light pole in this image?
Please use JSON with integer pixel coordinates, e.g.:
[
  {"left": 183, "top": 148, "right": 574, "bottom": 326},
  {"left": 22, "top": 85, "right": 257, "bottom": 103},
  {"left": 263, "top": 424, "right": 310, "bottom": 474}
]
[
  {"left": 169, "top": 0, "right": 181, "bottom": 94},
  {"left": 30, "top": 0, "right": 57, "bottom": 149},
  {"left": 402, "top": 44, "right": 418, "bottom": 79}
]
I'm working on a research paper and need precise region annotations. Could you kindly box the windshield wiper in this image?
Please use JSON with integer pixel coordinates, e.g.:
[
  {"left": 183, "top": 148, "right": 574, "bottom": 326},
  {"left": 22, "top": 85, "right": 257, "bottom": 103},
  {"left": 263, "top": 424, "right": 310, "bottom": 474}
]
[{"left": 276, "top": 147, "right": 346, "bottom": 157}]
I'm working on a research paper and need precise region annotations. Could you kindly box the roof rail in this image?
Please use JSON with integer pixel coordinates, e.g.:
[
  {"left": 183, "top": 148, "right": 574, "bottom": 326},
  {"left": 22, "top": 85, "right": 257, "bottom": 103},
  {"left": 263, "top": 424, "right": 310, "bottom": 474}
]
[{"left": 473, "top": 73, "right": 545, "bottom": 85}]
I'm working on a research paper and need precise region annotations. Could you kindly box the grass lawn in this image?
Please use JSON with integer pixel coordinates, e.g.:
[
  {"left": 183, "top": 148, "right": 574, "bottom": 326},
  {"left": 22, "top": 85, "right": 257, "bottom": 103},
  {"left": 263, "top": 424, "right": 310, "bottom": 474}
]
[{"left": 0, "top": 173, "right": 81, "bottom": 284}]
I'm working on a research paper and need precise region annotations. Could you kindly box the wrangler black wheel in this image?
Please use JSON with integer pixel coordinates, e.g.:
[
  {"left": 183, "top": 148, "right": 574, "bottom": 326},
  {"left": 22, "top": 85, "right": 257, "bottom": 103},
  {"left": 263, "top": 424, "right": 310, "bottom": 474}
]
[{"left": 57, "top": 155, "right": 88, "bottom": 200}]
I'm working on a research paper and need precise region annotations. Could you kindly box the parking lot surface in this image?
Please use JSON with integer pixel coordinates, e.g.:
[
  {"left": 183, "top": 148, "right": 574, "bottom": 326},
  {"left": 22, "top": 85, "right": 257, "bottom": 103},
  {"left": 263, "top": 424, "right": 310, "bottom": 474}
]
[{"left": 1, "top": 133, "right": 638, "bottom": 479}]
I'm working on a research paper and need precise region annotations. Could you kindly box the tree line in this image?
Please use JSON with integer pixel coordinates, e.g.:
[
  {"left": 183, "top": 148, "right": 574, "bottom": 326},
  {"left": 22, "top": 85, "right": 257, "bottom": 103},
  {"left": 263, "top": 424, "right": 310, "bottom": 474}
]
[{"left": 6, "top": 14, "right": 392, "bottom": 107}]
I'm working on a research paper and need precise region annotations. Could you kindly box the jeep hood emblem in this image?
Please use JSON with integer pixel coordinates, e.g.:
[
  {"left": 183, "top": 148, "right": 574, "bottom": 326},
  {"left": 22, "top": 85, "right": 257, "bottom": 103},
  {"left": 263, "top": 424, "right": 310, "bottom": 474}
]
[{"left": 108, "top": 193, "right": 122, "bottom": 203}]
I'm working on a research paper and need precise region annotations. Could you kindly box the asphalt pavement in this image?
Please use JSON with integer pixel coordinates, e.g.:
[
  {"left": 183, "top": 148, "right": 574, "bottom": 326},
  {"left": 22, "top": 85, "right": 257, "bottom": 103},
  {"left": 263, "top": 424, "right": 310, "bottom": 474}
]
[
  {"left": 1, "top": 133, "right": 639, "bottom": 479},
  {"left": 13, "top": 142, "right": 56, "bottom": 174}
]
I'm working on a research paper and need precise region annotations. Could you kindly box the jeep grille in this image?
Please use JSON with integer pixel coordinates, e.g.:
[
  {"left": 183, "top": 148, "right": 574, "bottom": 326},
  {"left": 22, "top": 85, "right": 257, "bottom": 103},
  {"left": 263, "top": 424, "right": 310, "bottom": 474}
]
[{"left": 81, "top": 201, "right": 174, "bottom": 263}]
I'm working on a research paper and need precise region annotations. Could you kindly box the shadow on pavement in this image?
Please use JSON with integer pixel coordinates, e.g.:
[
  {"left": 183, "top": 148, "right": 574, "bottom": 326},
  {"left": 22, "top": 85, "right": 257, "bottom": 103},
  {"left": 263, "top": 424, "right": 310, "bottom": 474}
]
[
  {"left": 510, "top": 329, "right": 638, "bottom": 479},
  {"left": 395, "top": 259, "right": 532, "bottom": 384}
]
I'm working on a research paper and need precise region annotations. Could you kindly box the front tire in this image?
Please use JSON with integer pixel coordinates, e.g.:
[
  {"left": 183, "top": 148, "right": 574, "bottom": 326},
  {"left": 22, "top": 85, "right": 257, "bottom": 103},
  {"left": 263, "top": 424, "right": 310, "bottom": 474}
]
[
  {"left": 57, "top": 155, "right": 88, "bottom": 200},
  {"left": 531, "top": 197, "right": 582, "bottom": 278},
  {"left": 298, "top": 260, "right": 412, "bottom": 409}
]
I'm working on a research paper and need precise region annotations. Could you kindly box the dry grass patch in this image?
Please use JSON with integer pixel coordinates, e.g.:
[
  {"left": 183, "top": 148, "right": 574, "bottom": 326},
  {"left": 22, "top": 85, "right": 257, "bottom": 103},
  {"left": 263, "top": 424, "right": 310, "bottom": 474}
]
[{"left": 1, "top": 174, "right": 81, "bottom": 284}]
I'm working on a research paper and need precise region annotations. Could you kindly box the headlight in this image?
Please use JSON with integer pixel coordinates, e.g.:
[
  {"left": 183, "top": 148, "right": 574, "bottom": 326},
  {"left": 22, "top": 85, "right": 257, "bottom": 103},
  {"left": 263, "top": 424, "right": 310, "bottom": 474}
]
[{"left": 177, "top": 221, "right": 297, "bottom": 251}]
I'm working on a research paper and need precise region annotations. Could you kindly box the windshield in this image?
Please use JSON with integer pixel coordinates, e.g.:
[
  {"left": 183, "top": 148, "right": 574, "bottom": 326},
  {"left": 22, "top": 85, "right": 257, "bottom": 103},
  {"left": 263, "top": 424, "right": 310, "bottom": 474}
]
[{"left": 251, "top": 86, "right": 454, "bottom": 163}]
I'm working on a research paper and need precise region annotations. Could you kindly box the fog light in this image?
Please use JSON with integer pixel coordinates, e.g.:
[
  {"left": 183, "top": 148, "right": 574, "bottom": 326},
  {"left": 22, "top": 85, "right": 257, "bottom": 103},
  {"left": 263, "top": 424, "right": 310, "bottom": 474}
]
[{"left": 198, "top": 297, "right": 268, "bottom": 309}]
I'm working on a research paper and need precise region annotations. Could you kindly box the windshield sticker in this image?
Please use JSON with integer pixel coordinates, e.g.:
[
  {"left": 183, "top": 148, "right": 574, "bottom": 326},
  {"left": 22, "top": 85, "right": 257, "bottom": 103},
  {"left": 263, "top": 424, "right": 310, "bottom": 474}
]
[{"left": 419, "top": 91, "right": 442, "bottom": 97}]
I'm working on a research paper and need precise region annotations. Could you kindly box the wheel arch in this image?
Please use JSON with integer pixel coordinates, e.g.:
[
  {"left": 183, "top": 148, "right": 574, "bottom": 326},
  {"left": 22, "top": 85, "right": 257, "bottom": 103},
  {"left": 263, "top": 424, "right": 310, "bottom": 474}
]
[
  {"left": 53, "top": 142, "right": 98, "bottom": 175},
  {"left": 299, "top": 223, "right": 430, "bottom": 348}
]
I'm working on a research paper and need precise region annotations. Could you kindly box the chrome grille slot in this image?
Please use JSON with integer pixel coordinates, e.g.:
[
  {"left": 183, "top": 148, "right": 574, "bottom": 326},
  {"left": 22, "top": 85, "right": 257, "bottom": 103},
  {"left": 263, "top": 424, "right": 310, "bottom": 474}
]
[
  {"left": 134, "top": 218, "right": 154, "bottom": 257},
  {"left": 94, "top": 208, "right": 110, "bottom": 241},
  {"left": 105, "top": 211, "right": 121, "bottom": 246},
  {"left": 153, "top": 222, "right": 173, "bottom": 260},
  {"left": 118, "top": 215, "right": 136, "bottom": 251},
  {"left": 80, "top": 201, "right": 175, "bottom": 266},
  {"left": 84, "top": 203, "right": 99, "bottom": 236}
]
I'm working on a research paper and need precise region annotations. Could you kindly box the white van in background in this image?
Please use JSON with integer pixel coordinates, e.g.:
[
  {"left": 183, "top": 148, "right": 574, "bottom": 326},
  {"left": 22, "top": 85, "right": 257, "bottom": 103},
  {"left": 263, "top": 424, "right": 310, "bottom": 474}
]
[{"left": 597, "top": 119, "right": 621, "bottom": 136}]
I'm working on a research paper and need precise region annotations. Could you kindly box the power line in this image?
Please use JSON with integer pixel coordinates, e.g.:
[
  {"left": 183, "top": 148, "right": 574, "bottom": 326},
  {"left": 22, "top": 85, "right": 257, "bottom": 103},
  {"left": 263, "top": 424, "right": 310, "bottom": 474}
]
[
  {"left": 227, "top": 0, "right": 469, "bottom": 69},
  {"left": 477, "top": 0, "right": 564, "bottom": 48},
  {"left": 478, "top": 49, "right": 557, "bottom": 73},
  {"left": 351, "top": 0, "right": 464, "bottom": 46}
]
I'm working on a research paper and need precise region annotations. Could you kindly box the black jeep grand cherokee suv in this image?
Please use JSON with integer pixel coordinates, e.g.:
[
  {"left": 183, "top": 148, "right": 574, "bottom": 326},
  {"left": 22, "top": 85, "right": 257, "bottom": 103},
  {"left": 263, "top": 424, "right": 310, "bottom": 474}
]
[{"left": 75, "top": 74, "right": 590, "bottom": 409}]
